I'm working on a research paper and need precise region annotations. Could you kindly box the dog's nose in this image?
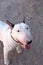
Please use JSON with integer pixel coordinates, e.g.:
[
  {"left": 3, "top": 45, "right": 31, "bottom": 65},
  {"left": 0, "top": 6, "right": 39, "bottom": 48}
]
[{"left": 27, "top": 40, "right": 32, "bottom": 44}]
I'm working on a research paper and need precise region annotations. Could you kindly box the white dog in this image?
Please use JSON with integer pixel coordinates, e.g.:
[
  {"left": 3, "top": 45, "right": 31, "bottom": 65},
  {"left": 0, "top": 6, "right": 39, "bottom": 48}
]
[{"left": 0, "top": 19, "right": 32, "bottom": 65}]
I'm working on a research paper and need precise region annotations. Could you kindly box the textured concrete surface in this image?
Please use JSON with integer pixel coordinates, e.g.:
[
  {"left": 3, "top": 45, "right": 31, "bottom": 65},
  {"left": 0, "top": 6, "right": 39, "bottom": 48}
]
[{"left": 0, "top": 0, "right": 43, "bottom": 65}]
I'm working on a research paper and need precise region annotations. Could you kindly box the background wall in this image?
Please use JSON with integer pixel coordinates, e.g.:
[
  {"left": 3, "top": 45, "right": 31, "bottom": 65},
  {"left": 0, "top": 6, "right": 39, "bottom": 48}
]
[{"left": 0, "top": 0, "right": 43, "bottom": 65}]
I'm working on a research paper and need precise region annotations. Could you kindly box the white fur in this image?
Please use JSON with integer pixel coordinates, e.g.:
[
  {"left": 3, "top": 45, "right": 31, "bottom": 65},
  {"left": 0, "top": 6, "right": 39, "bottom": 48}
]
[{"left": 0, "top": 21, "right": 32, "bottom": 65}]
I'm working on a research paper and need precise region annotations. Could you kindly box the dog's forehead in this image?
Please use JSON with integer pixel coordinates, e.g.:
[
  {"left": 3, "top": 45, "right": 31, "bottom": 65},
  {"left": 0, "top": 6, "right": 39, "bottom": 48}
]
[{"left": 14, "top": 23, "right": 29, "bottom": 30}]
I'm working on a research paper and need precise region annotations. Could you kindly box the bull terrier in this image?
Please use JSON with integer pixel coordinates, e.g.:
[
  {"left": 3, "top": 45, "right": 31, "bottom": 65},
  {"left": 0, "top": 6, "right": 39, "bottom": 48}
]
[{"left": 0, "top": 19, "right": 32, "bottom": 65}]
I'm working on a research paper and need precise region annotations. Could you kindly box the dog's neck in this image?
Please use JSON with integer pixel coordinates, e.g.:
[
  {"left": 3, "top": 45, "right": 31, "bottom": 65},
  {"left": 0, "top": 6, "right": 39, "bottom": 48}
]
[{"left": 10, "top": 30, "right": 17, "bottom": 42}]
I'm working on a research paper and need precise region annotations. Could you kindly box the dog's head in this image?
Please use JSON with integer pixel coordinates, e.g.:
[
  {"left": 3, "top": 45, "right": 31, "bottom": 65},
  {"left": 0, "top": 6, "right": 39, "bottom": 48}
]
[{"left": 7, "top": 19, "right": 32, "bottom": 50}]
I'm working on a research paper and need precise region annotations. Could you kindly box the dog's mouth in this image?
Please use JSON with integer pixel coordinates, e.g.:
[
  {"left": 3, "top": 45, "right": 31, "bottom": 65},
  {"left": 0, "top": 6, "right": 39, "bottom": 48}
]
[
  {"left": 22, "top": 44, "right": 31, "bottom": 50},
  {"left": 20, "top": 42, "right": 31, "bottom": 50},
  {"left": 16, "top": 40, "right": 31, "bottom": 50}
]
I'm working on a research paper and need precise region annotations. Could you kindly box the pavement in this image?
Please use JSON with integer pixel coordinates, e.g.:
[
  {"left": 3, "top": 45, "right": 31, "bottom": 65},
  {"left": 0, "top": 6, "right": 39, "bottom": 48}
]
[{"left": 0, "top": 0, "right": 43, "bottom": 65}]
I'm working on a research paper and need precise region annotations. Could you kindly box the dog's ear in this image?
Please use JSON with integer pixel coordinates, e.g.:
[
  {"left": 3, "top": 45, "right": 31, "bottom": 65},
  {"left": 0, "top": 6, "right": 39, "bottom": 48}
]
[
  {"left": 23, "top": 17, "right": 25, "bottom": 23},
  {"left": 6, "top": 20, "right": 14, "bottom": 28}
]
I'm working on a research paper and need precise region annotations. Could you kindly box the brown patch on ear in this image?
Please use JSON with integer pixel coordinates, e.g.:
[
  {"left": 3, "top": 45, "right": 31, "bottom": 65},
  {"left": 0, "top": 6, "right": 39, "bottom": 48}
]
[{"left": 6, "top": 20, "right": 14, "bottom": 28}]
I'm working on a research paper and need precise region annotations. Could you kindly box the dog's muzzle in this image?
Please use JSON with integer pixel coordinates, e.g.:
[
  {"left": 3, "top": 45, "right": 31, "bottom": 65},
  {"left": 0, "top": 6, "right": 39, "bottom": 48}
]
[{"left": 10, "top": 31, "right": 32, "bottom": 50}]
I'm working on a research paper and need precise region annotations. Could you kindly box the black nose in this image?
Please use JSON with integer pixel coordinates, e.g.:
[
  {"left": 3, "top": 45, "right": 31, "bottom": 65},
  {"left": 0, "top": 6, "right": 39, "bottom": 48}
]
[{"left": 27, "top": 40, "right": 32, "bottom": 44}]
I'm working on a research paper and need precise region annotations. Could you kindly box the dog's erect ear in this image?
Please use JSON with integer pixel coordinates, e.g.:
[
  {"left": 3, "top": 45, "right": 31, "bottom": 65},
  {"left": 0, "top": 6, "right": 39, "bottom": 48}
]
[
  {"left": 6, "top": 20, "right": 14, "bottom": 28},
  {"left": 23, "top": 17, "right": 25, "bottom": 23}
]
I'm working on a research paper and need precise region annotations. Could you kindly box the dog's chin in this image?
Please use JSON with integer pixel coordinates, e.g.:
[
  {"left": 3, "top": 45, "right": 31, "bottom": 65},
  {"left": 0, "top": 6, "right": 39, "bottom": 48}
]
[{"left": 21, "top": 43, "right": 31, "bottom": 50}]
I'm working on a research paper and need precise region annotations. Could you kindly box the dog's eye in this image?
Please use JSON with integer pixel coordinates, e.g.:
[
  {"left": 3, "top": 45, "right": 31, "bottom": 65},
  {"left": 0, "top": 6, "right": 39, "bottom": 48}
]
[
  {"left": 17, "top": 30, "right": 20, "bottom": 32},
  {"left": 26, "top": 27, "right": 28, "bottom": 30}
]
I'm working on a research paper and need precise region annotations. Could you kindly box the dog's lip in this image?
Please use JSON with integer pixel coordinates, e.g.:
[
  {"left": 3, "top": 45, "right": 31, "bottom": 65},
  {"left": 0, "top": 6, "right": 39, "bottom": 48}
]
[
  {"left": 22, "top": 44, "right": 31, "bottom": 50},
  {"left": 14, "top": 39, "right": 31, "bottom": 50},
  {"left": 20, "top": 42, "right": 31, "bottom": 50}
]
